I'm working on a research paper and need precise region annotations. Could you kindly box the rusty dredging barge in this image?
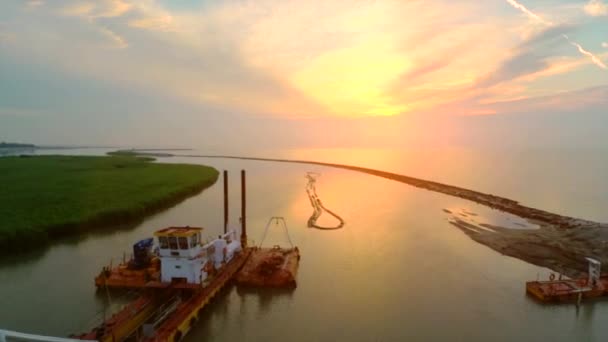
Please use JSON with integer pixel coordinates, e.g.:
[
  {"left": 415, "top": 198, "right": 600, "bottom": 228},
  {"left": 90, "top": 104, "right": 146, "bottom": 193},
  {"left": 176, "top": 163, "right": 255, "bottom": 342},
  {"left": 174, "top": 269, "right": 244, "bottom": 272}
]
[{"left": 71, "top": 170, "right": 300, "bottom": 342}]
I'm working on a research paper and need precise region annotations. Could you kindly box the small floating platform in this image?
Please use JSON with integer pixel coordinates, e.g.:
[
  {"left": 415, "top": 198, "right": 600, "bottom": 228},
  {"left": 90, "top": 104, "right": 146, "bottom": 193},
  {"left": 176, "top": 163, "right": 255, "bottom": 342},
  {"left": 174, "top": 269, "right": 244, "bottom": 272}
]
[
  {"left": 236, "top": 246, "right": 300, "bottom": 288},
  {"left": 526, "top": 258, "right": 608, "bottom": 303},
  {"left": 526, "top": 278, "right": 607, "bottom": 302}
]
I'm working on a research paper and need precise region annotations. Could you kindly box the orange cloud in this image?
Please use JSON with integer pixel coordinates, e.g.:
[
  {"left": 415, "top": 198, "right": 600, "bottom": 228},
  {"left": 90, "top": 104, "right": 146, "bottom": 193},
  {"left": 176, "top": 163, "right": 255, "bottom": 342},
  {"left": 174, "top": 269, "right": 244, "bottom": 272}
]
[
  {"left": 5, "top": 0, "right": 605, "bottom": 119},
  {"left": 129, "top": 15, "right": 174, "bottom": 32},
  {"left": 61, "top": 0, "right": 131, "bottom": 19},
  {"left": 25, "top": 1, "right": 44, "bottom": 9},
  {"left": 584, "top": 0, "right": 608, "bottom": 16}
]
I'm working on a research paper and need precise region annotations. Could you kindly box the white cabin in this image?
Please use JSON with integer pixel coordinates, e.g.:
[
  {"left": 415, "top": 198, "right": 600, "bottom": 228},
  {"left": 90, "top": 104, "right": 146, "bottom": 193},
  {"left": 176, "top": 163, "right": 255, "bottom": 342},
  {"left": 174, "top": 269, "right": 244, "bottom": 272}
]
[{"left": 154, "top": 226, "right": 242, "bottom": 285}]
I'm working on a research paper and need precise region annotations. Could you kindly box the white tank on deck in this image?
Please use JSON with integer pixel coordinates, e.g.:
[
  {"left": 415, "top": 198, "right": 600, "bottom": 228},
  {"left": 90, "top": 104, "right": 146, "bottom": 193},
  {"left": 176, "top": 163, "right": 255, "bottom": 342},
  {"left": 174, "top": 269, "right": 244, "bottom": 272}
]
[
  {"left": 213, "top": 238, "right": 227, "bottom": 269},
  {"left": 225, "top": 240, "right": 241, "bottom": 263},
  {"left": 222, "top": 228, "right": 242, "bottom": 263}
]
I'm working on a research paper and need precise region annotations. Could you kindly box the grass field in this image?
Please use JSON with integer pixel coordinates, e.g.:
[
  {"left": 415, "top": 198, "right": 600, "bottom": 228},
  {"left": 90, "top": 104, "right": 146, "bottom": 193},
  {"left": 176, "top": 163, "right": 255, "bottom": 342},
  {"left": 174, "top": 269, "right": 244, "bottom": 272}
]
[{"left": 0, "top": 155, "right": 218, "bottom": 251}]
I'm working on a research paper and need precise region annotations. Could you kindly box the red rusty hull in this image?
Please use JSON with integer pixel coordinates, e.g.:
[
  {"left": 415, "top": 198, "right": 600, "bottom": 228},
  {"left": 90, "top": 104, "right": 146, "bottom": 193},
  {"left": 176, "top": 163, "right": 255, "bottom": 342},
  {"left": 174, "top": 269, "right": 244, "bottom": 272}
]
[
  {"left": 77, "top": 249, "right": 252, "bottom": 342},
  {"left": 526, "top": 276, "right": 608, "bottom": 303},
  {"left": 95, "top": 258, "right": 161, "bottom": 289},
  {"left": 236, "top": 247, "right": 300, "bottom": 288}
]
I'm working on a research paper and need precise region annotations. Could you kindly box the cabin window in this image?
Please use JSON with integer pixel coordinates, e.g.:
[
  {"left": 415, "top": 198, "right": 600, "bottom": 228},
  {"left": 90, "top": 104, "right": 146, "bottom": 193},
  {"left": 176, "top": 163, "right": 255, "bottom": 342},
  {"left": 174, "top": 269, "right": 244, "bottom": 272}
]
[
  {"left": 178, "top": 237, "right": 189, "bottom": 250},
  {"left": 158, "top": 237, "right": 168, "bottom": 249},
  {"left": 190, "top": 235, "right": 198, "bottom": 247},
  {"left": 168, "top": 236, "right": 178, "bottom": 250}
]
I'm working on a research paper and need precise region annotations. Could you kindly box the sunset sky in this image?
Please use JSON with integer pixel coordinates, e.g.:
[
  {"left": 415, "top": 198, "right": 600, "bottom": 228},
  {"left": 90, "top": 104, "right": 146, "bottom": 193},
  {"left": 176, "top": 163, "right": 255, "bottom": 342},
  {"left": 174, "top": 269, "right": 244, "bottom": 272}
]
[{"left": 1, "top": 0, "right": 607, "bottom": 148}]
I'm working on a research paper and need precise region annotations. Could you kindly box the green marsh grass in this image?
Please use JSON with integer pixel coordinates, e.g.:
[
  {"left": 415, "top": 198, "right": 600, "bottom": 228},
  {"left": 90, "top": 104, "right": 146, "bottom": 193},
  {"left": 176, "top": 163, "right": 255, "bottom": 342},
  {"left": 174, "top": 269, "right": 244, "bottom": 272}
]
[{"left": 0, "top": 155, "right": 218, "bottom": 251}]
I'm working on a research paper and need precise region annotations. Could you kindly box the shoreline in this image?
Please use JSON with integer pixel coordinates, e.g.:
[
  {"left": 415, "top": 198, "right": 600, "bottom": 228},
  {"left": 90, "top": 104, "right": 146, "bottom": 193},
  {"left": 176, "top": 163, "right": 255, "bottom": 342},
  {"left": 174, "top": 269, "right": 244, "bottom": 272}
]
[{"left": 177, "top": 154, "right": 607, "bottom": 277}]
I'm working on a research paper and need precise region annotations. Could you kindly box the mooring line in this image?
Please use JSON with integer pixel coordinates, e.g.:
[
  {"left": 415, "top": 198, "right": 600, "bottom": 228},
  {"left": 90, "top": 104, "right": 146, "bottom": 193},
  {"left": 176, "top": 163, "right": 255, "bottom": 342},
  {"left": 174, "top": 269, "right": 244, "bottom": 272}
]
[{"left": 305, "top": 172, "right": 345, "bottom": 230}]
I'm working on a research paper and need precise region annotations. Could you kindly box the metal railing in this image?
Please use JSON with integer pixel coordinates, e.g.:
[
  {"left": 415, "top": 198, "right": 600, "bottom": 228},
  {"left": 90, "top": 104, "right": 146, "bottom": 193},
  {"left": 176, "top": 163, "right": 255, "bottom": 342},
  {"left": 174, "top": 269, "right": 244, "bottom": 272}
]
[{"left": 0, "top": 329, "right": 95, "bottom": 342}]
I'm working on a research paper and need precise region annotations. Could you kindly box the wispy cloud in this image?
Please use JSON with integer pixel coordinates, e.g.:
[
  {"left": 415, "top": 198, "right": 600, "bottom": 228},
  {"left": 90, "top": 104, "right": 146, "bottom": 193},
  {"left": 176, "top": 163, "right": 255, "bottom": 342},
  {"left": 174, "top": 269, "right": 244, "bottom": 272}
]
[
  {"left": 59, "top": 1, "right": 131, "bottom": 49},
  {"left": 98, "top": 26, "right": 127, "bottom": 49},
  {"left": 563, "top": 35, "right": 607, "bottom": 69},
  {"left": 25, "top": 0, "right": 44, "bottom": 9},
  {"left": 603, "top": 42, "right": 608, "bottom": 48},
  {"left": 505, "top": 0, "right": 552, "bottom": 25},
  {"left": 506, "top": 0, "right": 607, "bottom": 70},
  {"left": 584, "top": 0, "right": 608, "bottom": 16},
  {"left": 479, "top": 85, "right": 608, "bottom": 114},
  {"left": 60, "top": 2, "right": 94, "bottom": 18},
  {"left": 478, "top": 25, "right": 572, "bottom": 87},
  {"left": 61, "top": 0, "right": 131, "bottom": 19},
  {"left": 129, "top": 15, "right": 174, "bottom": 32},
  {"left": 518, "top": 54, "right": 605, "bottom": 82}
]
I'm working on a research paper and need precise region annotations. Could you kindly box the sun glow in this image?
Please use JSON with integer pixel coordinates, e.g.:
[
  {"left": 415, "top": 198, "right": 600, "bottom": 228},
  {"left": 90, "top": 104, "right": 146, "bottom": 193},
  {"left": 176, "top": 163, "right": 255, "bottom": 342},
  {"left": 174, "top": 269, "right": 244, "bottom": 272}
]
[
  {"left": 291, "top": 39, "right": 411, "bottom": 117},
  {"left": 7, "top": 0, "right": 604, "bottom": 122}
]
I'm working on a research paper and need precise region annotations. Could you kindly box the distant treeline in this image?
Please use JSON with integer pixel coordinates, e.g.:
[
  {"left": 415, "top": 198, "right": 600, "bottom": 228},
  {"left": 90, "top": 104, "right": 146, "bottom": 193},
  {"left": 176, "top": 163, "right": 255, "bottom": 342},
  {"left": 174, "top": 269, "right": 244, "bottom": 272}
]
[{"left": 0, "top": 142, "right": 36, "bottom": 148}]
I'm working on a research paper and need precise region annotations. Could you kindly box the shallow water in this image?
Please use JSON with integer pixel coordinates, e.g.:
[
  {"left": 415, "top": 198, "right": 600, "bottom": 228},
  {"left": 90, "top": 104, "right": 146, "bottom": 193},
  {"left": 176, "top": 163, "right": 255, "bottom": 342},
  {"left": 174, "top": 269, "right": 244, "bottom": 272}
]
[
  {"left": 445, "top": 206, "right": 540, "bottom": 231},
  {"left": 1, "top": 148, "right": 607, "bottom": 341},
  {"left": 251, "top": 147, "right": 608, "bottom": 222}
]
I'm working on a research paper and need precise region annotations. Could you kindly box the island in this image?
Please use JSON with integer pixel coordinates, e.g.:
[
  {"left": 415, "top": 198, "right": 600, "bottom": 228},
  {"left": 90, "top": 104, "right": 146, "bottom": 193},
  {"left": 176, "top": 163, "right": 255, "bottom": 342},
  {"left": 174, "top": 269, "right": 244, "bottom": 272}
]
[
  {"left": 0, "top": 155, "right": 218, "bottom": 253},
  {"left": 0, "top": 142, "right": 36, "bottom": 148},
  {"left": 0, "top": 141, "right": 36, "bottom": 156}
]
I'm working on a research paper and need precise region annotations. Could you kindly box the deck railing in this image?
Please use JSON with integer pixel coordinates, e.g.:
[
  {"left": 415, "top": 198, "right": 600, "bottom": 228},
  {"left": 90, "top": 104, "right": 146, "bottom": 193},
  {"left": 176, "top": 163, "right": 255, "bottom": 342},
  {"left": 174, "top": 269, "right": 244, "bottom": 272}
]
[{"left": 0, "top": 329, "right": 95, "bottom": 342}]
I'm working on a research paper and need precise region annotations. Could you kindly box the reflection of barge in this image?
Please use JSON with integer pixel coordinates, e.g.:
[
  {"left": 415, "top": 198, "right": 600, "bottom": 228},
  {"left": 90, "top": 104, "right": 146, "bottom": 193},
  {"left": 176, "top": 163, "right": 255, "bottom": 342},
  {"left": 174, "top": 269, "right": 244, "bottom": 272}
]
[{"left": 526, "top": 258, "right": 608, "bottom": 303}]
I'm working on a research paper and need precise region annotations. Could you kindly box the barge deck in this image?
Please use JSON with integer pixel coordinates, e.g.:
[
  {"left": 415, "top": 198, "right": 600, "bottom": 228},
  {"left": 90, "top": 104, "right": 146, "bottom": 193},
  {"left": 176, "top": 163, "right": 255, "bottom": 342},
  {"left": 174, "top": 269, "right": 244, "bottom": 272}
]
[
  {"left": 526, "top": 257, "right": 608, "bottom": 303},
  {"left": 75, "top": 248, "right": 252, "bottom": 342}
]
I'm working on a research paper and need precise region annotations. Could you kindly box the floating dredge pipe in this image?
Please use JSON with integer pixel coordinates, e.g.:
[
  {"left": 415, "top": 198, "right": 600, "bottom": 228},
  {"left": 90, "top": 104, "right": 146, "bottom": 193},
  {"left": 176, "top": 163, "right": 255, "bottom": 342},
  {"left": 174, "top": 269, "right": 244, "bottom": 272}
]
[{"left": 305, "top": 173, "right": 345, "bottom": 230}]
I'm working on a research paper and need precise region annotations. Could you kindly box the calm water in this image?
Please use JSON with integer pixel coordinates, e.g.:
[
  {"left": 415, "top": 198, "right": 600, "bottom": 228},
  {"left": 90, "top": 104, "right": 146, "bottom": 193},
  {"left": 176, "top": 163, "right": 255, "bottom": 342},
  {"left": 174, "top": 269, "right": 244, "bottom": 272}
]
[{"left": 1, "top": 147, "right": 607, "bottom": 341}]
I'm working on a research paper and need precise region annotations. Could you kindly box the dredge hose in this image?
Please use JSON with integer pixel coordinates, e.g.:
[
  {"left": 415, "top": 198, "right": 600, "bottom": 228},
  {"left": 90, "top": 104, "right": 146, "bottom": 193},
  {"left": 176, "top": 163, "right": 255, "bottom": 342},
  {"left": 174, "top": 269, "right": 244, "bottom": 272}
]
[{"left": 305, "top": 172, "right": 345, "bottom": 230}]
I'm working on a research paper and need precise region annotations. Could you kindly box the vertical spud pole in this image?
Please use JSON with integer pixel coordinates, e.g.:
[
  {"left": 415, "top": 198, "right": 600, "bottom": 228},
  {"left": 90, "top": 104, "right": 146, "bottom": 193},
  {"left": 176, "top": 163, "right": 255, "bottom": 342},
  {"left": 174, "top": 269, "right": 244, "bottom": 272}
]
[
  {"left": 223, "top": 170, "right": 228, "bottom": 234},
  {"left": 241, "top": 169, "right": 247, "bottom": 247}
]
